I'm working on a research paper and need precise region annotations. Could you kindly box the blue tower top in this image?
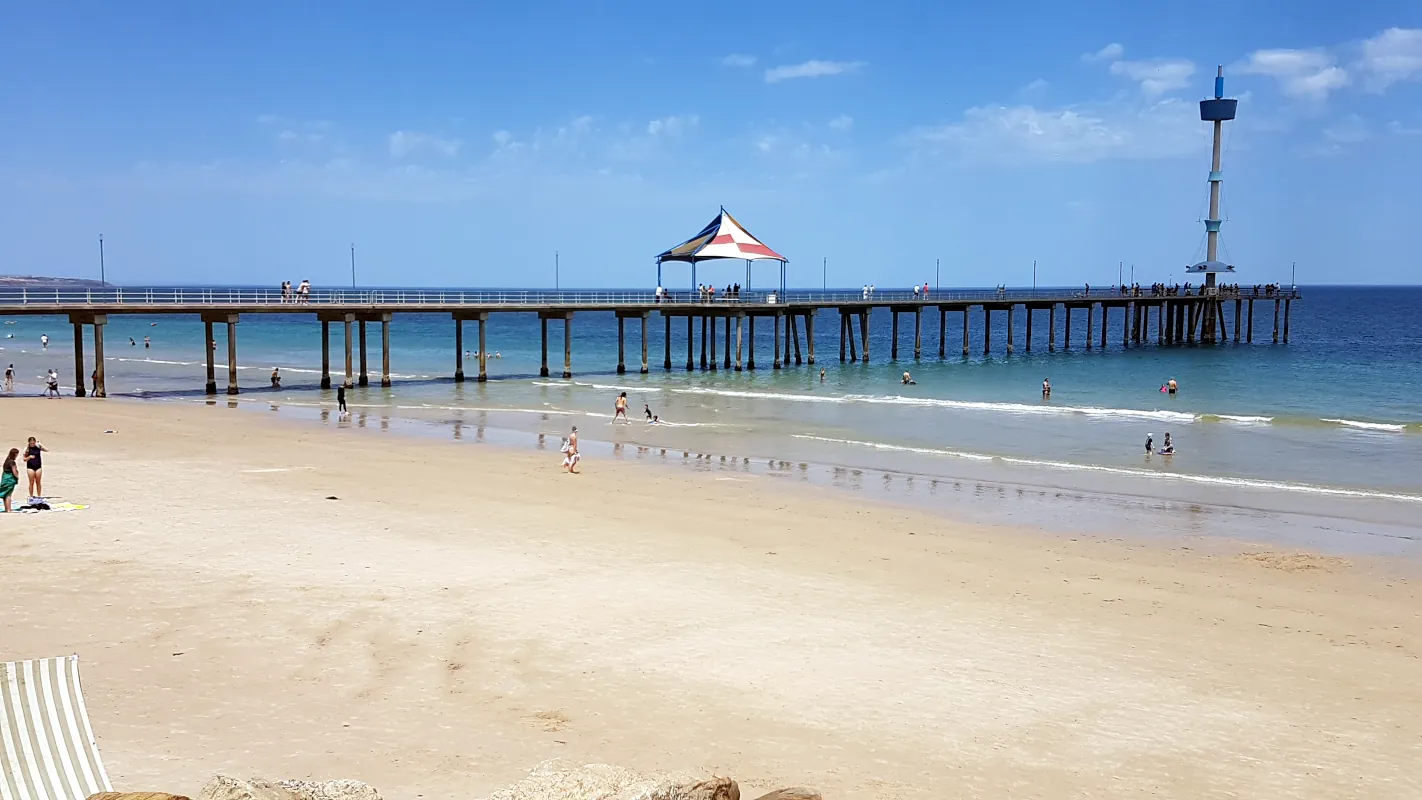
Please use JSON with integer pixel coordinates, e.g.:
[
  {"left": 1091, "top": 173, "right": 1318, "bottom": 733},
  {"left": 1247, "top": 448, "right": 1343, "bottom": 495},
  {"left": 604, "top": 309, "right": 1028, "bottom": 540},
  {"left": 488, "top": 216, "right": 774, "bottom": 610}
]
[{"left": 1200, "top": 65, "right": 1237, "bottom": 121}]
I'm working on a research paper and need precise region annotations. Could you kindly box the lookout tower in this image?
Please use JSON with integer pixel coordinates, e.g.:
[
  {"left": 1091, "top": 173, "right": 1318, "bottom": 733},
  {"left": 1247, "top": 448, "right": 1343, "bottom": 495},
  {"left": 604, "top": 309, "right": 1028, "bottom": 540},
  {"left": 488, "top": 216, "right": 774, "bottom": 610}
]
[{"left": 1189, "top": 66, "right": 1238, "bottom": 341}]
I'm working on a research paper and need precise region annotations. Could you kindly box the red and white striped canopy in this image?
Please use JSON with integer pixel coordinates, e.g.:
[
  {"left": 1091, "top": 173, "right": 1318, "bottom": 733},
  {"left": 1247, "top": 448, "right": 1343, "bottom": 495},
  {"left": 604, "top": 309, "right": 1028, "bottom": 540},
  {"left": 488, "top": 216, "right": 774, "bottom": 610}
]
[{"left": 656, "top": 208, "right": 786, "bottom": 263}]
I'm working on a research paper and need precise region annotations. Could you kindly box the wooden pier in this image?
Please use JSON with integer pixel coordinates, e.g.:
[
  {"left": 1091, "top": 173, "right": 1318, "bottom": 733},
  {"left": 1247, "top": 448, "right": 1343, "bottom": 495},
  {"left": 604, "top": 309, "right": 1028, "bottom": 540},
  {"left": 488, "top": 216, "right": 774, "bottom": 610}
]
[{"left": 0, "top": 287, "right": 1298, "bottom": 397}]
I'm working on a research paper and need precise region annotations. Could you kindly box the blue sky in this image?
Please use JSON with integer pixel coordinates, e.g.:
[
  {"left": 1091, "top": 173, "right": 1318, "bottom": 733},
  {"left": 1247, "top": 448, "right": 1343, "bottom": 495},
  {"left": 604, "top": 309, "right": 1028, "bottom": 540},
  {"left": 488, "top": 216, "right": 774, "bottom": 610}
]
[{"left": 3, "top": 0, "right": 1420, "bottom": 288}]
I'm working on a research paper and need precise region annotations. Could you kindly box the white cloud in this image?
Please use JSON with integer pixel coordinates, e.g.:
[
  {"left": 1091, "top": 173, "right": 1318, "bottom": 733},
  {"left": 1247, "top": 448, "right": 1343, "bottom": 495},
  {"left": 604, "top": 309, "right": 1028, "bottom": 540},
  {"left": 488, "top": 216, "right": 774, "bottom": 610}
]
[
  {"left": 276, "top": 130, "right": 325, "bottom": 144},
  {"left": 755, "top": 135, "right": 776, "bottom": 153},
  {"left": 1082, "top": 43, "right": 1124, "bottom": 63},
  {"left": 1322, "top": 113, "right": 1370, "bottom": 144},
  {"left": 388, "top": 130, "right": 462, "bottom": 158},
  {"left": 764, "top": 59, "right": 865, "bottom": 83},
  {"left": 1359, "top": 27, "right": 1422, "bottom": 91},
  {"left": 828, "top": 114, "right": 854, "bottom": 131},
  {"left": 1387, "top": 120, "right": 1422, "bottom": 136},
  {"left": 646, "top": 114, "right": 699, "bottom": 136},
  {"left": 492, "top": 130, "right": 515, "bottom": 148},
  {"left": 1020, "top": 78, "right": 1050, "bottom": 95},
  {"left": 903, "top": 99, "right": 1203, "bottom": 164},
  {"left": 1109, "top": 58, "right": 1196, "bottom": 96},
  {"left": 1235, "top": 48, "right": 1349, "bottom": 101},
  {"left": 720, "top": 53, "right": 757, "bottom": 68}
]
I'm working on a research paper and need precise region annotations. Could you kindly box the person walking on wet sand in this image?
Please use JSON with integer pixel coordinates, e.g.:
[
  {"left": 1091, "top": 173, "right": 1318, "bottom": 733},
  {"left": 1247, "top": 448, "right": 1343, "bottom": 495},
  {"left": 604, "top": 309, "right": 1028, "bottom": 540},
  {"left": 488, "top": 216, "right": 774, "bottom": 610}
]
[
  {"left": 271, "top": 367, "right": 281, "bottom": 388},
  {"left": 614, "top": 392, "right": 628, "bottom": 423},
  {"left": 561, "top": 426, "right": 580, "bottom": 473},
  {"left": 337, "top": 384, "right": 347, "bottom": 414}
]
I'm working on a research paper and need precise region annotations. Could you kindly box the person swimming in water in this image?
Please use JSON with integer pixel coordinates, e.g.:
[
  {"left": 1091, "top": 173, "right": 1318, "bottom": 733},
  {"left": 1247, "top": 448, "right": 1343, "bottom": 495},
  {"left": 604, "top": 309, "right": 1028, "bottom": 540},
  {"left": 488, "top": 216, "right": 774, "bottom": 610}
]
[
  {"left": 1042, "top": 377, "right": 1051, "bottom": 398},
  {"left": 902, "top": 371, "right": 916, "bottom": 385},
  {"left": 819, "top": 368, "right": 826, "bottom": 382}
]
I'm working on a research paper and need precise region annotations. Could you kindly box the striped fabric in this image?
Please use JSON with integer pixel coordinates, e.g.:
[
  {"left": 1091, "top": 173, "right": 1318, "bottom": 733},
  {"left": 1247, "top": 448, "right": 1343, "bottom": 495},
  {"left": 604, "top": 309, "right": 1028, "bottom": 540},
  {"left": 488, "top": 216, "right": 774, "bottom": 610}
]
[{"left": 1, "top": 656, "right": 112, "bottom": 800}]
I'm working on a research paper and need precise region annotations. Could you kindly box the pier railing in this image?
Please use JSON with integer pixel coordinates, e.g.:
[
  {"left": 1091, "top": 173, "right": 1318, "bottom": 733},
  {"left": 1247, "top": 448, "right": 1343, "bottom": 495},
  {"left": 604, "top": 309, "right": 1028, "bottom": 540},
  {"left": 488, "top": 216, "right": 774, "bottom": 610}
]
[{"left": 0, "top": 286, "right": 1301, "bottom": 309}]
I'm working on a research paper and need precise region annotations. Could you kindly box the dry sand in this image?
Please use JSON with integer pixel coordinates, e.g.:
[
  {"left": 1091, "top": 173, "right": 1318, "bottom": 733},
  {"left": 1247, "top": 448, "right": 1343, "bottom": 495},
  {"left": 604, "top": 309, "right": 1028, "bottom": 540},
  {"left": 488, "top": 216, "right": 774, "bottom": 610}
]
[{"left": 2, "top": 398, "right": 1419, "bottom": 799}]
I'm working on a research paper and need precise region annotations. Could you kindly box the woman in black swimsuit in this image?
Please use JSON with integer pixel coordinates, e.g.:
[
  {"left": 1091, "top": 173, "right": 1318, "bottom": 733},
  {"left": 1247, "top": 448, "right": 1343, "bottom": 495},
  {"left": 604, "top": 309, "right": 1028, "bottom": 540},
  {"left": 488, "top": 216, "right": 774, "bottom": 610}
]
[{"left": 25, "top": 436, "right": 47, "bottom": 499}]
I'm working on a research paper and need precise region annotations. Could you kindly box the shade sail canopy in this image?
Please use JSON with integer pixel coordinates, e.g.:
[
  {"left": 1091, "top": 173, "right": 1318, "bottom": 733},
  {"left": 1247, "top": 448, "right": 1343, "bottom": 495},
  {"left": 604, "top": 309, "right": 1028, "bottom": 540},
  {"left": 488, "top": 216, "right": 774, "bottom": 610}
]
[{"left": 656, "top": 208, "right": 786, "bottom": 264}]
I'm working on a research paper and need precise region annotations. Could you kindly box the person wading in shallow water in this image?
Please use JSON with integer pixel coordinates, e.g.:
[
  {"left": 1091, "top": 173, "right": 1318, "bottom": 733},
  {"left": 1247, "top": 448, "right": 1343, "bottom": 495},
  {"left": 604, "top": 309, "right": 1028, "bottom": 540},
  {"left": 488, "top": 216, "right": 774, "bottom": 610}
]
[{"left": 561, "top": 426, "right": 581, "bottom": 473}]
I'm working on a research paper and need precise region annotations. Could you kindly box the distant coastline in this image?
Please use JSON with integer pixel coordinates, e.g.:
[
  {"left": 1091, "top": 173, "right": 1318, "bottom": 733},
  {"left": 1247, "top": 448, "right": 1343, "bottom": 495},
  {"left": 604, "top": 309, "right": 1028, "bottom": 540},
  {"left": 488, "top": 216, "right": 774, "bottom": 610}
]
[{"left": 0, "top": 274, "right": 106, "bottom": 288}]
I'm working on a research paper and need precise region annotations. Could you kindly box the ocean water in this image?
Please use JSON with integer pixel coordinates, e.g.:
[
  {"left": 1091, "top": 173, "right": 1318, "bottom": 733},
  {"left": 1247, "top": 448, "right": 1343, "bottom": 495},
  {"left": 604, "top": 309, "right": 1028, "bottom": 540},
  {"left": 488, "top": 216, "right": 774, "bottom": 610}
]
[{"left": 4, "top": 285, "right": 1420, "bottom": 553}]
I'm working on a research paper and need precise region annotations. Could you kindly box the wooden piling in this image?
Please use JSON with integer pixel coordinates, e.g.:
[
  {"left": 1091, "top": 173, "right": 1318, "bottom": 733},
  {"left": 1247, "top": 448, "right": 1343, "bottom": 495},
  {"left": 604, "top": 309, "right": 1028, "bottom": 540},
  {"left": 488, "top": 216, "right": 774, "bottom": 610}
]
[
  {"left": 1100, "top": 305, "right": 1109, "bottom": 349},
  {"left": 1187, "top": 302, "right": 1196, "bottom": 344},
  {"left": 723, "top": 316, "right": 731, "bottom": 370},
  {"left": 914, "top": 307, "right": 922, "bottom": 359},
  {"left": 478, "top": 314, "right": 488, "bottom": 382},
  {"left": 343, "top": 315, "right": 354, "bottom": 388},
  {"left": 1156, "top": 304, "right": 1164, "bottom": 345},
  {"left": 1049, "top": 305, "right": 1056, "bottom": 351},
  {"left": 1283, "top": 299, "right": 1291, "bottom": 343},
  {"left": 708, "top": 315, "right": 717, "bottom": 371},
  {"left": 1122, "top": 303, "right": 1129, "bottom": 347},
  {"left": 616, "top": 316, "right": 626, "bottom": 374},
  {"left": 983, "top": 307, "right": 991, "bottom": 355},
  {"left": 747, "top": 316, "right": 756, "bottom": 369},
  {"left": 71, "top": 321, "right": 85, "bottom": 397},
  {"left": 791, "top": 313, "right": 803, "bottom": 365},
  {"left": 358, "top": 320, "right": 369, "bottom": 386},
  {"left": 836, "top": 311, "right": 844, "bottom": 364},
  {"left": 540, "top": 318, "right": 550, "bottom": 377},
  {"left": 204, "top": 320, "right": 217, "bottom": 394},
  {"left": 961, "top": 309, "right": 969, "bottom": 357},
  {"left": 700, "top": 315, "right": 708, "bottom": 369},
  {"left": 891, "top": 311, "right": 900, "bottom": 360},
  {"left": 664, "top": 315, "right": 672, "bottom": 370},
  {"left": 380, "top": 316, "right": 391, "bottom": 387},
  {"left": 859, "top": 311, "right": 868, "bottom": 362},
  {"left": 320, "top": 319, "right": 332, "bottom": 388},
  {"left": 92, "top": 318, "right": 106, "bottom": 397},
  {"left": 380, "top": 316, "right": 392, "bottom": 387},
  {"left": 1006, "top": 305, "right": 1014, "bottom": 354},
  {"left": 640, "top": 313, "right": 649, "bottom": 374},
  {"left": 1085, "top": 305, "right": 1093, "bottom": 350},
  {"left": 1247, "top": 299, "right": 1254, "bottom": 343},
  {"left": 1234, "top": 299, "right": 1242, "bottom": 343},
  {"left": 847, "top": 313, "right": 857, "bottom": 361},
  {"left": 735, "top": 314, "right": 744, "bottom": 371},
  {"left": 1064, "top": 307, "right": 1073, "bottom": 349},
  {"left": 686, "top": 316, "right": 694, "bottom": 371},
  {"left": 938, "top": 307, "right": 947, "bottom": 358},
  {"left": 1025, "top": 307, "right": 1033, "bottom": 352},
  {"left": 454, "top": 318, "right": 465, "bottom": 383},
  {"left": 562, "top": 314, "right": 572, "bottom": 379},
  {"left": 225, "top": 318, "right": 239, "bottom": 395},
  {"left": 805, "top": 311, "right": 815, "bottom": 364}
]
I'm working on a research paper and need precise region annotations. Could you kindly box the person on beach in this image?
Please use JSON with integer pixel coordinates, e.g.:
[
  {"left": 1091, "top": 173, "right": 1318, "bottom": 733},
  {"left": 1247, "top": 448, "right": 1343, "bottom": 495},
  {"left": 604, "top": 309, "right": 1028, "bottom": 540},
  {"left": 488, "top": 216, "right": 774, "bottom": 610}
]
[
  {"left": 4, "top": 365, "right": 13, "bottom": 392},
  {"left": 44, "top": 370, "right": 60, "bottom": 398},
  {"left": 271, "top": 368, "right": 281, "bottom": 388},
  {"left": 614, "top": 392, "right": 628, "bottom": 423},
  {"left": 1, "top": 448, "right": 20, "bottom": 512},
  {"left": 1164, "top": 378, "right": 1178, "bottom": 396},
  {"left": 144, "top": 336, "right": 151, "bottom": 349},
  {"left": 1144, "top": 433, "right": 1154, "bottom": 455},
  {"left": 129, "top": 337, "right": 136, "bottom": 346},
  {"left": 24, "top": 437, "right": 46, "bottom": 500},
  {"left": 1161, "top": 433, "right": 1174, "bottom": 455},
  {"left": 40, "top": 333, "right": 48, "bottom": 350},
  {"left": 820, "top": 368, "right": 826, "bottom": 382},
  {"left": 902, "top": 371, "right": 916, "bottom": 385},
  {"left": 644, "top": 403, "right": 653, "bottom": 422},
  {"left": 90, "top": 369, "right": 98, "bottom": 395},
  {"left": 1042, "top": 377, "right": 1051, "bottom": 398},
  {"left": 561, "top": 426, "right": 580, "bottom": 473},
  {"left": 337, "top": 384, "right": 347, "bottom": 414}
]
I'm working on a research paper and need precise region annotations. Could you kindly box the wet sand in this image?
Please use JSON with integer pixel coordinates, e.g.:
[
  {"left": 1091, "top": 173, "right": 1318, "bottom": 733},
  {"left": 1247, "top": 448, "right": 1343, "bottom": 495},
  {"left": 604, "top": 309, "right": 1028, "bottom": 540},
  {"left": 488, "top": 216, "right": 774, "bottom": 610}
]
[{"left": 2, "top": 398, "right": 1419, "bottom": 799}]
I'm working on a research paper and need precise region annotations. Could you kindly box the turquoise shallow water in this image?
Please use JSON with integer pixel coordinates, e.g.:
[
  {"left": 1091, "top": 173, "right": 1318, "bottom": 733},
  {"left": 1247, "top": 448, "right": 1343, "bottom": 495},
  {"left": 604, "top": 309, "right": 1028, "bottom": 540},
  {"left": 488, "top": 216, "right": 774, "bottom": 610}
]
[{"left": 3, "top": 285, "right": 1419, "bottom": 551}]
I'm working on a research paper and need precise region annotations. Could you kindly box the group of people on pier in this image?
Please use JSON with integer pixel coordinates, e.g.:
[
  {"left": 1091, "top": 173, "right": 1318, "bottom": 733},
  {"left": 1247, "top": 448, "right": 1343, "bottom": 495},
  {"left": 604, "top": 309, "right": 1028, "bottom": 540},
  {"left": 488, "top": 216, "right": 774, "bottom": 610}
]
[
  {"left": 696, "top": 283, "right": 743, "bottom": 302},
  {"left": 280, "top": 280, "right": 312, "bottom": 304}
]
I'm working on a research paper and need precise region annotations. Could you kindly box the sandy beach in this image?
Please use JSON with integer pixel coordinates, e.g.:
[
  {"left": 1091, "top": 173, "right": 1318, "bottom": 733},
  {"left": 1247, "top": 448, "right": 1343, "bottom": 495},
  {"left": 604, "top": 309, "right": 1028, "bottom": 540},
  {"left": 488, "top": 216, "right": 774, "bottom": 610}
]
[{"left": 2, "top": 398, "right": 1419, "bottom": 799}]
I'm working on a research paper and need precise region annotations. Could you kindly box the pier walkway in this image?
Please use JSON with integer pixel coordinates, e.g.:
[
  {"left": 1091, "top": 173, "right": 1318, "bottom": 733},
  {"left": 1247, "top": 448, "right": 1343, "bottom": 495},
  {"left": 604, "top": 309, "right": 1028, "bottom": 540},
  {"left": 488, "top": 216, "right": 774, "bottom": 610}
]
[{"left": 0, "top": 286, "right": 1299, "bottom": 397}]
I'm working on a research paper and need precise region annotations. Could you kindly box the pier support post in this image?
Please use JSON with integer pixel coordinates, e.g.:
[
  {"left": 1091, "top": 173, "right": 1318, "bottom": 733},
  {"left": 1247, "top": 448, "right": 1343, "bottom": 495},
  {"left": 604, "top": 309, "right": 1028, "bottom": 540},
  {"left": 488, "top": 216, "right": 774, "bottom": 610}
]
[
  {"left": 1283, "top": 299, "right": 1291, "bottom": 343},
  {"left": 806, "top": 311, "right": 815, "bottom": 364},
  {"left": 454, "top": 318, "right": 465, "bottom": 383},
  {"left": 204, "top": 320, "right": 217, "bottom": 394},
  {"left": 1006, "top": 305, "right": 1014, "bottom": 355},
  {"left": 1234, "top": 299, "right": 1242, "bottom": 343},
  {"left": 983, "top": 307, "right": 991, "bottom": 355},
  {"left": 1101, "top": 305, "right": 1109, "bottom": 349},
  {"left": 343, "top": 314, "right": 354, "bottom": 388},
  {"left": 914, "top": 307, "right": 922, "bottom": 359},
  {"left": 858, "top": 311, "right": 868, "bottom": 362},
  {"left": 962, "top": 309, "right": 970, "bottom": 356},
  {"left": 540, "top": 318, "right": 550, "bottom": 377},
  {"left": 747, "top": 316, "right": 756, "bottom": 370},
  {"left": 724, "top": 317, "right": 732, "bottom": 370},
  {"left": 562, "top": 315, "right": 572, "bottom": 379},
  {"left": 686, "top": 316, "right": 694, "bottom": 371},
  {"left": 1064, "top": 307, "right": 1073, "bottom": 349},
  {"left": 478, "top": 314, "right": 488, "bottom": 382},
  {"left": 735, "top": 314, "right": 744, "bottom": 371},
  {"left": 700, "top": 316, "right": 708, "bottom": 370},
  {"left": 380, "top": 315, "right": 391, "bottom": 387},
  {"left": 847, "top": 313, "right": 857, "bottom": 361},
  {"left": 1122, "top": 303, "right": 1130, "bottom": 347},
  {"left": 791, "top": 314, "right": 803, "bottom": 365},
  {"left": 664, "top": 315, "right": 672, "bottom": 370},
  {"left": 92, "top": 318, "right": 106, "bottom": 397},
  {"left": 225, "top": 317, "right": 239, "bottom": 395},
  {"left": 1273, "top": 300, "right": 1280, "bottom": 343},
  {"left": 641, "top": 313, "right": 649, "bottom": 374},
  {"left": 777, "top": 312, "right": 785, "bottom": 368},
  {"left": 71, "top": 322, "right": 86, "bottom": 397},
  {"left": 1049, "top": 305, "right": 1056, "bottom": 351},
  {"left": 1025, "top": 307, "right": 1033, "bottom": 352},
  {"left": 1189, "top": 302, "right": 1198, "bottom": 344},
  {"left": 709, "top": 315, "right": 718, "bottom": 371},
  {"left": 320, "top": 320, "right": 332, "bottom": 389},
  {"left": 938, "top": 307, "right": 946, "bottom": 358},
  {"left": 616, "top": 316, "right": 626, "bottom": 374},
  {"left": 358, "top": 320, "right": 369, "bottom": 386},
  {"left": 836, "top": 312, "right": 844, "bottom": 363},
  {"left": 1085, "top": 305, "right": 1094, "bottom": 350},
  {"left": 891, "top": 311, "right": 900, "bottom": 360},
  {"left": 1247, "top": 299, "right": 1254, "bottom": 343}
]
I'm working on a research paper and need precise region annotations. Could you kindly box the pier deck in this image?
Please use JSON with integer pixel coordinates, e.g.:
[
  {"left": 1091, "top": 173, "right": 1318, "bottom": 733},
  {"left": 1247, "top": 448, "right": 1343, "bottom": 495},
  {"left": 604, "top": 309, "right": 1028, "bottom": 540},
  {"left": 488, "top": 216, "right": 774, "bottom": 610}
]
[{"left": 0, "top": 287, "right": 1299, "bottom": 397}]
